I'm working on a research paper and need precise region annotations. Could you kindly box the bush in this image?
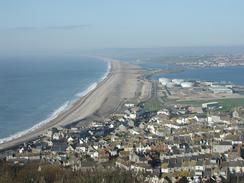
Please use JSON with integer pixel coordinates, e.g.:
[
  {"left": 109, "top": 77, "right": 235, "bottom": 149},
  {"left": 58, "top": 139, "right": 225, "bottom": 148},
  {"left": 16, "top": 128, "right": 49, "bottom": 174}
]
[{"left": 0, "top": 161, "right": 143, "bottom": 183}]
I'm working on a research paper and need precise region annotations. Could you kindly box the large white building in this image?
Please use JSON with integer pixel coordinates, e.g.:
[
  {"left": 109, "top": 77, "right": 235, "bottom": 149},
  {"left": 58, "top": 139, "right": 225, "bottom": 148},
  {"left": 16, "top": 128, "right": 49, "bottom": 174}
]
[
  {"left": 159, "top": 78, "right": 171, "bottom": 86},
  {"left": 172, "top": 79, "right": 184, "bottom": 85},
  {"left": 181, "top": 82, "right": 194, "bottom": 88},
  {"left": 209, "top": 86, "right": 233, "bottom": 94}
]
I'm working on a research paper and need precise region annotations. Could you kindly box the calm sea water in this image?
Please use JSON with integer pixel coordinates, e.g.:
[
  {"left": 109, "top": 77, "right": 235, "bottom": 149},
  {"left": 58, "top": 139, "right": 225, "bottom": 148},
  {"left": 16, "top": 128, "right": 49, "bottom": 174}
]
[
  {"left": 162, "top": 66, "right": 244, "bottom": 85},
  {"left": 0, "top": 56, "right": 108, "bottom": 141}
]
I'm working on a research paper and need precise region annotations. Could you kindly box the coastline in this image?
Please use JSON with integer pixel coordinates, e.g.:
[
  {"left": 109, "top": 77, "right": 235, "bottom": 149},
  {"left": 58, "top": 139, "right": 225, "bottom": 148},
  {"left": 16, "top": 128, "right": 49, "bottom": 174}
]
[
  {"left": 0, "top": 58, "right": 145, "bottom": 151},
  {"left": 0, "top": 57, "right": 111, "bottom": 145},
  {"left": 155, "top": 65, "right": 244, "bottom": 86}
]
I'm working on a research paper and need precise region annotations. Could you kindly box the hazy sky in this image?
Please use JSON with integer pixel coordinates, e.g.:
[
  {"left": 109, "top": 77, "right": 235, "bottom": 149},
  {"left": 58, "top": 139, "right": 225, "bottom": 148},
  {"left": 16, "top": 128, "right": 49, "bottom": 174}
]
[{"left": 0, "top": 0, "right": 244, "bottom": 54}]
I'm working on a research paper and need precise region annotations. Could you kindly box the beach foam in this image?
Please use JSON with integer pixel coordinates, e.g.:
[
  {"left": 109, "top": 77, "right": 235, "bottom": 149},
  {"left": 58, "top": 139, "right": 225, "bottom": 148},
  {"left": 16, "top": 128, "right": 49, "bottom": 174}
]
[
  {"left": 75, "top": 83, "right": 98, "bottom": 98},
  {"left": 0, "top": 60, "right": 111, "bottom": 145},
  {"left": 0, "top": 101, "right": 69, "bottom": 144}
]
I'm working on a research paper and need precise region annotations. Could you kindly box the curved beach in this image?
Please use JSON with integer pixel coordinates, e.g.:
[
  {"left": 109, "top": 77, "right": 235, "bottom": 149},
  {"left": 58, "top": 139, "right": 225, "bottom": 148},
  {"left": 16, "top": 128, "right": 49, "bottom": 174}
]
[{"left": 0, "top": 58, "right": 146, "bottom": 150}]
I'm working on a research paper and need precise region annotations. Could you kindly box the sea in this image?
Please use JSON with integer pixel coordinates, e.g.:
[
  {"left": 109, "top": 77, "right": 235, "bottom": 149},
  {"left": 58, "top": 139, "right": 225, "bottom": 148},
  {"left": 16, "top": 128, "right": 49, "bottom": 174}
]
[
  {"left": 161, "top": 66, "right": 244, "bottom": 85},
  {"left": 140, "top": 63, "right": 244, "bottom": 85},
  {"left": 0, "top": 56, "right": 109, "bottom": 143}
]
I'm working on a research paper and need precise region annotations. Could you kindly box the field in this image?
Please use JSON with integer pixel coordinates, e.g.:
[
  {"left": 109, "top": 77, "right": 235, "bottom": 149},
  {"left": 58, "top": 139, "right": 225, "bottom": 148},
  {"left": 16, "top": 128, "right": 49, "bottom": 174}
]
[
  {"left": 143, "top": 99, "right": 163, "bottom": 112},
  {"left": 178, "top": 98, "right": 244, "bottom": 111}
]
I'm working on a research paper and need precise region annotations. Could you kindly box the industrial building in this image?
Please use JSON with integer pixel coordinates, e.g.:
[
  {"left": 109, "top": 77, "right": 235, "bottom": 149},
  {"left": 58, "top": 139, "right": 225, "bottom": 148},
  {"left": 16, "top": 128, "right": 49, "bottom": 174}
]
[
  {"left": 209, "top": 86, "right": 233, "bottom": 94},
  {"left": 202, "top": 102, "right": 220, "bottom": 109},
  {"left": 159, "top": 78, "right": 171, "bottom": 86},
  {"left": 181, "top": 82, "right": 194, "bottom": 88}
]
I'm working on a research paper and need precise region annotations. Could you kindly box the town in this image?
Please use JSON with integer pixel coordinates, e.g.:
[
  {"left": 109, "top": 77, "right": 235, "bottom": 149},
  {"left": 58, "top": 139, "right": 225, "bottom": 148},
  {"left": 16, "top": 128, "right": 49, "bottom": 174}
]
[
  {"left": 1, "top": 76, "right": 244, "bottom": 183},
  {"left": 173, "top": 54, "right": 244, "bottom": 69}
]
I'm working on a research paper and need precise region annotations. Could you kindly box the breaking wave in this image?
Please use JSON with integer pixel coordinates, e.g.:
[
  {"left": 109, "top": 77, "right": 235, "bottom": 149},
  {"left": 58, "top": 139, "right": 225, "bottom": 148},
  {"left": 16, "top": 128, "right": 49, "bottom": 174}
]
[{"left": 0, "top": 60, "right": 111, "bottom": 145}]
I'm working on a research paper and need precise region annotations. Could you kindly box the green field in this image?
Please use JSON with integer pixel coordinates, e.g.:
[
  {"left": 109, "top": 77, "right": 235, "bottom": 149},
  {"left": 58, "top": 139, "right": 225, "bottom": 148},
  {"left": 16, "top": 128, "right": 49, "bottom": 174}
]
[
  {"left": 178, "top": 98, "right": 244, "bottom": 111},
  {"left": 143, "top": 99, "right": 163, "bottom": 112}
]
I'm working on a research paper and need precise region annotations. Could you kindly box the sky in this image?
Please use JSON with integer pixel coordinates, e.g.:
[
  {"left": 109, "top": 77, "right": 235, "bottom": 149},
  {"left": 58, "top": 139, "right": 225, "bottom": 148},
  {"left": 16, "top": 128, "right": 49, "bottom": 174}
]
[{"left": 0, "top": 0, "right": 244, "bottom": 55}]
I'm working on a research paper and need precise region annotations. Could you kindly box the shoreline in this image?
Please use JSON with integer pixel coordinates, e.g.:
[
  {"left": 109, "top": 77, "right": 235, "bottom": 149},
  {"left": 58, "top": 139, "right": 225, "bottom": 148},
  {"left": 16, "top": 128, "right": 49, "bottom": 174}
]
[
  {"left": 155, "top": 65, "right": 244, "bottom": 86},
  {"left": 0, "top": 58, "right": 112, "bottom": 145},
  {"left": 0, "top": 58, "right": 145, "bottom": 151}
]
